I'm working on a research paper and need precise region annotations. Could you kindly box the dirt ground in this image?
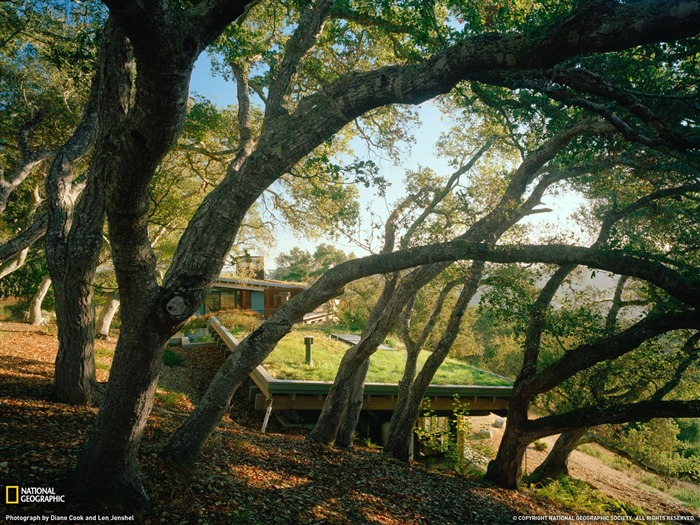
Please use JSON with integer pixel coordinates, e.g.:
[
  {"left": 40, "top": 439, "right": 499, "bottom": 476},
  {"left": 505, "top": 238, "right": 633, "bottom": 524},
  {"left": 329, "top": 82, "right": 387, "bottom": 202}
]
[{"left": 1, "top": 320, "right": 698, "bottom": 524}]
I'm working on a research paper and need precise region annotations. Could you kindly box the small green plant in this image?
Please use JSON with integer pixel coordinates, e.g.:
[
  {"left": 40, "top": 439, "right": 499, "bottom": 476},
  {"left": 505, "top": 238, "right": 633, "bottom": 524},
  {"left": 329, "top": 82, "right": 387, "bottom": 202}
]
[
  {"left": 228, "top": 508, "right": 261, "bottom": 525},
  {"left": 578, "top": 443, "right": 604, "bottom": 459},
  {"left": 533, "top": 440, "right": 548, "bottom": 452},
  {"left": 154, "top": 389, "right": 191, "bottom": 410},
  {"left": 361, "top": 436, "right": 381, "bottom": 450},
  {"left": 163, "top": 348, "right": 185, "bottom": 367},
  {"left": 639, "top": 474, "right": 669, "bottom": 492},
  {"left": 183, "top": 327, "right": 213, "bottom": 343},
  {"left": 183, "top": 316, "right": 207, "bottom": 331},
  {"left": 671, "top": 486, "right": 700, "bottom": 509},
  {"left": 530, "top": 476, "right": 644, "bottom": 519},
  {"left": 415, "top": 394, "right": 487, "bottom": 476}
]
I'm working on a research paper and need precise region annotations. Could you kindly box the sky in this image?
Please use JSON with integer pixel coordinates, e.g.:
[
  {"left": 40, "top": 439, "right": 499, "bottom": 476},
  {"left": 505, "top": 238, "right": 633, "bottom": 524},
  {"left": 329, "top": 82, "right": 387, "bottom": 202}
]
[
  {"left": 190, "top": 54, "right": 455, "bottom": 268},
  {"left": 189, "top": 54, "right": 588, "bottom": 272}
]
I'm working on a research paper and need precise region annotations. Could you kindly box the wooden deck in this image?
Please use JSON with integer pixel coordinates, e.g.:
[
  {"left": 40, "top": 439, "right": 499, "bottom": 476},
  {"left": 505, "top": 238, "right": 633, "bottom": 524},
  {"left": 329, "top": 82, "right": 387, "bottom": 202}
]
[{"left": 207, "top": 317, "right": 512, "bottom": 424}]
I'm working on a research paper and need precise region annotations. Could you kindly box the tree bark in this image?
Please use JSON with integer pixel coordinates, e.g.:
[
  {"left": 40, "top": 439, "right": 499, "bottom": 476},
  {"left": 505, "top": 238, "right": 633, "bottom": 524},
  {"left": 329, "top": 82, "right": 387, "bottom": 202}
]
[
  {"left": 73, "top": 326, "right": 172, "bottom": 508},
  {"left": 96, "top": 291, "right": 120, "bottom": 340},
  {"left": 0, "top": 113, "right": 52, "bottom": 214},
  {"left": 0, "top": 247, "right": 29, "bottom": 280},
  {"left": 27, "top": 275, "right": 52, "bottom": 326},
  {"left": 382, "top": 120, "right": 592, "bottom": 461},
  {"left": 310, "top": 265, "right": 444, "bottom": 444},
  {"left": 335, "top": 357, "right": 370, "bottom": 448},
  {"left": 0, "top": 213, "right": 47, "bottom": 265},
  {"left": 52, "top": 278, "right": 99, "bottom": 404},
  {"left": 309, "top": 342, "right": 380, "bottom": 444},
  {"left": 0, "top": 187, "right": 45, "bottom": 279},
  {"left": 485, "top": 427, "right": 533, "bottom": 488},
  {"left": 529, "top": 428, "right": 588, "bottom": 482},
  {"left": 47, "top": 20, "right": 131, "bottom": 406}
]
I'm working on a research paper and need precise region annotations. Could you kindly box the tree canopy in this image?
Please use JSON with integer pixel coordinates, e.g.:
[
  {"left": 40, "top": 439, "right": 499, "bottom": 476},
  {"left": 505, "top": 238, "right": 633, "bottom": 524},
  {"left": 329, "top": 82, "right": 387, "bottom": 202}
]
[{"left": 1, "top": 0, "right": 699, "bottom": 511}]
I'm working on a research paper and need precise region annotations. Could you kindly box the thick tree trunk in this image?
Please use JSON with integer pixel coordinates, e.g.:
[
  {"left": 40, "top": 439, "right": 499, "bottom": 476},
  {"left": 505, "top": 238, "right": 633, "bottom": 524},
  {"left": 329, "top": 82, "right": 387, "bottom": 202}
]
[
  {"left": 27, "top": 275, "right": 52, "bottom": 326},
  {"left": 57, "top": 0, "right": 700, "bottom": 509},
  {"left": 46, "top": 21, "right": 130, "bottom": 406},
  {"left": 485, "top": 426, "right": 532, "bottom": 489},
  {"left": 96, "top": 291, "right": 120, "bottom": 340},
  {"left": 52, "top": 277, "right": 98, "bottom": 404},
  {"left": 309, "top": 345, "right": 369, "bottom": 444},
  {"left": 529, "top": 428, "right": 588, "bottom": 482},
  {"left": 335, "top": 357, "right": 370, "bottom": 448},
  {"left": 164, "top": 312, "right": 303, "bottom": 464},
  {"left": 383, "top": 387, "right": 424, "bottom": 461},
  {"left": 73, "top": 326, "right": 171, "bottom": 508}
]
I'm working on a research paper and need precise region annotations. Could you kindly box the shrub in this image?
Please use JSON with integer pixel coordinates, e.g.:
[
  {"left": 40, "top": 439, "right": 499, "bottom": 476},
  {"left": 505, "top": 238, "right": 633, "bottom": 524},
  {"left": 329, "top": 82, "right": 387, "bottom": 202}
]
[
  {"left": 530, "top": 476, "right": 644, "bottom": 517},
  {"left": 533, "top": 440, "right": 548, "bottom": 452},
  {"left": 217, "top": 310, "right": 260, "bottom": 335},
  {"left": 614, "top": 419, "right": 696, "bottom": 479},
  {"left": 678, "top": 418, "right": 700, "bottom": 445},
  {"left": 183, "top": 316, "right": 207, "bottom": 331},
  {"left": 163, "top": 348, "right": 185, "bottom": 367}
]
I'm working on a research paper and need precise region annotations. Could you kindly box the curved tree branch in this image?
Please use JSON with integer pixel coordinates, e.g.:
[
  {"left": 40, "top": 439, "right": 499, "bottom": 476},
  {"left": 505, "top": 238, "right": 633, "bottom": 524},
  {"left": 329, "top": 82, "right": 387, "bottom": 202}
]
[
  {"left": 525, "top": 399, "right": 700, "bottom": 439},
  {"left": 0, "top": 212, "right": 48, "bottom": 264},
  {"left": 526, "top": 308, "right": 700, "bottom": 396},
  {"left": 265, "top": 0, "right": 333, "bottom": 118}
]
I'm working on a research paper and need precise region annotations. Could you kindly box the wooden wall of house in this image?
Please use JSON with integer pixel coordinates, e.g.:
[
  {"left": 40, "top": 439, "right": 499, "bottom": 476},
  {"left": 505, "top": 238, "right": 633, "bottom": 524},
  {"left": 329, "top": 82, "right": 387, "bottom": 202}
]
[{"left": 203, "top": 285, "right": 305, "bottom": 318}]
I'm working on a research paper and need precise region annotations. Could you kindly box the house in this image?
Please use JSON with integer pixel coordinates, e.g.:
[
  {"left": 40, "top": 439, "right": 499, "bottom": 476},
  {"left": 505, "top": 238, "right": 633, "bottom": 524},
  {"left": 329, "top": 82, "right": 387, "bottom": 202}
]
[{"left": 203, "top": 275, "right": 309, "bottom": 319}]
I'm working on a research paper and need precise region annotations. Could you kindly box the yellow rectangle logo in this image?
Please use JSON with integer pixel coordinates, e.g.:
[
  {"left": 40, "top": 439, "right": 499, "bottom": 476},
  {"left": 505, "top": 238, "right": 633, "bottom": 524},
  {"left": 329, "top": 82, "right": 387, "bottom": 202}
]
[{"left": 6, "top": 485, "right": 19, "bottom": 504}]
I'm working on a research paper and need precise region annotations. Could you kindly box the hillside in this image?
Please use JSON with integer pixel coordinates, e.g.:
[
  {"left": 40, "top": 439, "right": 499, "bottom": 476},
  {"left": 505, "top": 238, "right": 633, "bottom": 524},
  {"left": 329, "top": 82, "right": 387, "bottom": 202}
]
[{"left": 1, "top": 322, "right": 697, "bottom": 524}]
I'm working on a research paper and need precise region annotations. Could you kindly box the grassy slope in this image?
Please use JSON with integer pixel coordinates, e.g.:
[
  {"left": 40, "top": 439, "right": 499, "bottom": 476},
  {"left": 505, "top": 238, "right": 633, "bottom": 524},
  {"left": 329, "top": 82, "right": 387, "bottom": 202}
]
[{"left": 262, "top": 330, "right": 511, "bottom": 386}]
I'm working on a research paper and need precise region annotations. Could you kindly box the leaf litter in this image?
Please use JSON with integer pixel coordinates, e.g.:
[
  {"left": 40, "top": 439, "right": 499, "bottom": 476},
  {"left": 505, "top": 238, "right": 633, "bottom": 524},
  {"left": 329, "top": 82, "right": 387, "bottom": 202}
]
[{"left": 0, "top": 321, "right": 664, "bottom": 524}]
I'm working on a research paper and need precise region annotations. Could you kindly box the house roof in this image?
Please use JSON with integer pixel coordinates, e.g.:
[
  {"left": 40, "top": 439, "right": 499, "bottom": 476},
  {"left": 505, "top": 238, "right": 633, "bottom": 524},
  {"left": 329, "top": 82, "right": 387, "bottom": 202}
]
[{"left": 213, "top": 276, "right": 309, "bottom": 291}]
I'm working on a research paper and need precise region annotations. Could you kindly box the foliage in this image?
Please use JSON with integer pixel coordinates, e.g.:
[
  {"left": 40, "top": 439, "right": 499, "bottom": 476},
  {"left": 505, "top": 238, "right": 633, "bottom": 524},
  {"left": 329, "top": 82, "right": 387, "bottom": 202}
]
[
  {"left": 332, "top": 276, "right": 383, "bottom": 331},
  {"left": 415, "top": 395, "right": 491, "bottom": 476},
  {"left": 530, "top": 476, "right": 645, "bottom": 519},
  {"left": 611, "top": 419, "right": 700, "bottom": 483},
  {"left": 0, "top": 248, "right": 48, "bottom": 299},
  {"left": 670, "top": 487, "right": 700, "bottom": 510},
  {"left": 183, "top": 316, "right": 207, "bottom": 332},
  {"left": 149, "top": 103, "right": 275, "bottom": 272},
  {"left": 533, "top": 440, "right": 548, "bottom": 452},
  {"left": 217, "top": 310, "right": 261, "bottom": 336},
  {"left": 271, "top": 243, "right": 354, "bottom": 283},
  {"left": 678, "top": 418, "right": 700, "bottom": 446}
]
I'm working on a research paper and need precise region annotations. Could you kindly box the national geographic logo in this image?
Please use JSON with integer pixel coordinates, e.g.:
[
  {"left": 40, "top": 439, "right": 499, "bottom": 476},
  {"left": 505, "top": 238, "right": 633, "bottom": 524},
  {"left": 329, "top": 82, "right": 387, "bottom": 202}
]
[
  {"left": 5, "top": 486, "right": 65, "bottom": 504},
  {"left": 6, "top": 486, "right": 19, "bottom": 504}
]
